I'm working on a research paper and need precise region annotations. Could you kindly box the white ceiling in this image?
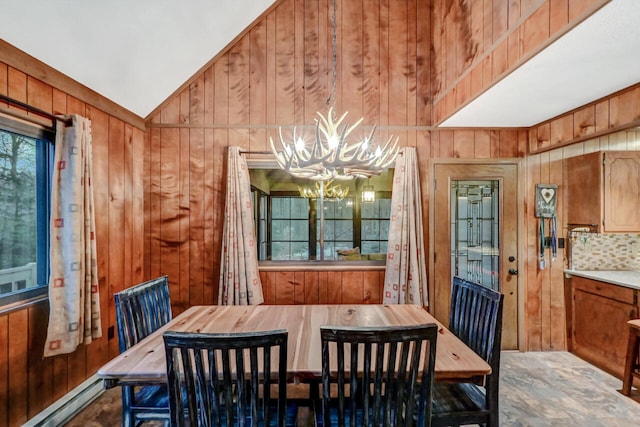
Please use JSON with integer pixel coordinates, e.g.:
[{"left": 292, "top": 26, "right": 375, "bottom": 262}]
[
  {"left": 1, "top": 0, "right": 639, "bottom": 126},
  {"left": 440, "top": 0, "right": 640, "bottom": 127},
  {"left": 0, "top": 0, "right": 276, "bottom": 118}
]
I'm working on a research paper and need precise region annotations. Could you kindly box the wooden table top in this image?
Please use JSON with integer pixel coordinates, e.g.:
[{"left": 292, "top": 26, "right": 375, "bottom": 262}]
[{"left": 98, "top": 304, "right": 490, "bottom": 386}]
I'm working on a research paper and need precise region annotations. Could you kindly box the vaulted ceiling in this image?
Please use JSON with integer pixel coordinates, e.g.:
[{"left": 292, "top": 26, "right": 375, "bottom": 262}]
[{"left": 2, "top": 0, "right": 639, "bottom": 126}]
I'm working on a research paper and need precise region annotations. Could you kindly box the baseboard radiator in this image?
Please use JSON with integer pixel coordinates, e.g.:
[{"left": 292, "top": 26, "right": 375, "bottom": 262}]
[{"left": 23, "top": 374, "right": 104, "bottom": 427}]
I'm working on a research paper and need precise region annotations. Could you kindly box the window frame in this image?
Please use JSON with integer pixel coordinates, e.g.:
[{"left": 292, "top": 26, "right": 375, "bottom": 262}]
[
  {"left": 246, "top": 157, "right": 390, "bottom": 266},
  {"left": 0, "top": 116, "right": 54, "bottom": 307}
]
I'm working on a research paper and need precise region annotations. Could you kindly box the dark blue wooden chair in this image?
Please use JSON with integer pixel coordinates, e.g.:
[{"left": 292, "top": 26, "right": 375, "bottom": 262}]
[
  {"left": 114, "top": 275, "right": 172, "bottom": 427},
  {"left": 163, "top": 329, "right": 298, "bottom": 427},
  {"left": 431, "top": 276, "right": 504, "bottom": 427},
  {"left": 314, "top": 324, "right": 438, "bottom": 427}
]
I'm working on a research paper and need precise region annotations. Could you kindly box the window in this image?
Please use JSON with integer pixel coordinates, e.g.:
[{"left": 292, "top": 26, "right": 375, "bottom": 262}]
[
  {"left": 317, "top": 197, "right": 354, "bottom": 259},
  {"left": 271, "top": 196, "right": 310, "bottom": 260},
  {"left": 360, "top": 193, "right": 391, "bottom": 256},
  {"left": 250, "top": 166, "right": 393, "bottom": 262},
  {"left": 0, "top": 118, "right": 53, "bottom": 305}
]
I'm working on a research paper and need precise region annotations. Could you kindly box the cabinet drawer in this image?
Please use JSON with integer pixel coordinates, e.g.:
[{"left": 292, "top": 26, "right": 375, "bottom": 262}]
[{"left": 572, "top": 276, "right": 637, "bottom": 305}]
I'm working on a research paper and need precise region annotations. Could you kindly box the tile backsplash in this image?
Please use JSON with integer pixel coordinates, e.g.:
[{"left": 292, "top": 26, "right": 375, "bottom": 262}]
[{"left": 570, "top": 231, "right": 640, "bottom": 270}]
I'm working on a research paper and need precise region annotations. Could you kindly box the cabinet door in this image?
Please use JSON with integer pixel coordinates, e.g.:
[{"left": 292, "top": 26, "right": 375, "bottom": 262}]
[
  {"left": 604, "top": 152, "right": 640, "bottom": 232},
  {"left": 565, "top": 152, "right": 602, "bottom": 228},
  {"left": 572, "top": 281, "right": 637, "bottom": 379}
]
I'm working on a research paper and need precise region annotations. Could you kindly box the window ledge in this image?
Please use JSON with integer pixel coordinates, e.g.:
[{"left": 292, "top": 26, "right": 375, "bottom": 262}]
[{"left": 259, "top": 260, "right": 386, "bottom": 272}]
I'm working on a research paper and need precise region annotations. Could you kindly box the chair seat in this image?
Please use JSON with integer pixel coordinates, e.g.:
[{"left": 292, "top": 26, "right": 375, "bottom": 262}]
[
  {"left": 203, "top": 401, "right": 298, "bottom": 427},
  {"left": 432, "top": 382, "right": 488, "bottom": 422},
  {"left": 315, "top": 399, "right": 405, "bottom": 427},
  {"left": 132, "top": 384, "right": 170, "bottom": 410}
]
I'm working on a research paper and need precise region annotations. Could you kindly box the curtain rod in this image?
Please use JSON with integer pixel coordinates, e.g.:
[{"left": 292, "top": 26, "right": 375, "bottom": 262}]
[{"left": 0, "top": 94, "right": 72, "bottom": 128}]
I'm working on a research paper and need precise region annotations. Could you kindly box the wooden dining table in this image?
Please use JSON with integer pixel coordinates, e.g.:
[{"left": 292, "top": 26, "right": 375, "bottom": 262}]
[{"left": 98, "top": 304, "right": 490, "bottom": 388}]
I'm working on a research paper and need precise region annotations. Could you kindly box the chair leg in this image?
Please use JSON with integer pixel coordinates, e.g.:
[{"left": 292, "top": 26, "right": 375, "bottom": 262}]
[
  {"left": 622, "top": 328, "right": 640, "bottom": 396},
  {"left": 121, "top": 386, "right": 135, "bottom": 427}
]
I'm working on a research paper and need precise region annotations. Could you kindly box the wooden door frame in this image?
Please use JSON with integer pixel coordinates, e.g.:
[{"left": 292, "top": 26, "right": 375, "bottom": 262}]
[{"left": 427, "top": 158, "right": 525, "bottom": 351}]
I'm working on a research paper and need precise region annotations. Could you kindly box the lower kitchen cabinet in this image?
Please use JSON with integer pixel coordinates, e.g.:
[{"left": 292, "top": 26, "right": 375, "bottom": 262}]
[{"left": 570, "top": 275, "right": 638, "bottom": 379}]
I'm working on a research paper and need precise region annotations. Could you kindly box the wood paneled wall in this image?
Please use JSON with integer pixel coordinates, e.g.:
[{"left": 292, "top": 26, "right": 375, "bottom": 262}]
[
  {"left": 431, "top": 0, "right": 611, "bottom": 125},
  {"left": 260, "top": 270, "right": 385, "bottom": 304},
  {"left": 144, "top": 0, "right": 526, "bottom": 314},
  {"left": 2, "top": 1, "right": 636, "bottom": 424},
  {"left": 523, "top": 83, "right": 640, "bottom": 351},
  {"left": 0, "top": 45, "right": 145, "bottom": 426}
]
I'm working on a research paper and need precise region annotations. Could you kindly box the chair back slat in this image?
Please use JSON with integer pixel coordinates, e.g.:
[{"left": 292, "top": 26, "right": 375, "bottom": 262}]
[
  {"left": 114, "top": 275, "right": 172, "bottom": 353},
  {"left": 113, "top": 275, "right": 173, "bottom": 425},
  {"left": 319, "top": 324, "right": 438, "bottom": 427},
  {"left": 449, "top": 276, "right": 503, "bottom": 368},
  {"left": 163, "top": 329, "right": 290, "bottom": 427}
]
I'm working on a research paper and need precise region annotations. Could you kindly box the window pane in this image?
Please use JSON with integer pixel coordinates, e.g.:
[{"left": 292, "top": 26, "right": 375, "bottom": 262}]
[
  {"left": 271, "top": 242, "right": 290, "bottom": 260},
  {"left": 361, "top": 202, "right": 375, "bottom": 217},
  {"left": 290, "top": 220, "right": 308, "bottom": 240},
  {"left": 0, "top": 130, "right": 42, "bottom": 299},
  {"left": 290, "top": 198, "right": 309, "bottom": 218},
  {"left": 362, "top": 241, "right": 380, "bottom": 254},
  {"left": 290, "top": 242, "right": 309, "bottom": 260},
  {"left": 362, "top": 219, "right": 380, "bottom": 240},
  {"left": 379, "top": 199, "right": 391, "bottom": 217},
  {"left": 333, "top": 220, "right": 353, "bottom": 241},
  {"left": 271, "top": 219, "right": 289, "bottom": 240},
  {"left": 271, "top": 198, "right": 290, "bottom": 218}
]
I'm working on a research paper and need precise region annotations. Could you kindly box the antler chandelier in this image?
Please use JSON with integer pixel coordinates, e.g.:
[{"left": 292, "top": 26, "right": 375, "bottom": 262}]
[
  {"left": 298, "top": 179, "right": 349, "bottom": 201},
  {"left": 270, "top": 107, "right": 398, "bottom": 181}
]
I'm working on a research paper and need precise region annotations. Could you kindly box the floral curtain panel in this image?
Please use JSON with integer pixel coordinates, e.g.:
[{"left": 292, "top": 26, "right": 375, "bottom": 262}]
[
  {"left": 44, "top": 115, "right": 101, "bottom": 357},
  {"left": 218, "top": 146, "right": 264, "bottom": 305},
  {"left": 383, "top": 147, "right": 428, "bottom": 306}
]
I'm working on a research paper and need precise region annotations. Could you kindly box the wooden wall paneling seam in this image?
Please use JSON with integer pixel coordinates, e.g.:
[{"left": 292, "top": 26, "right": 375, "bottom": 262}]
[
  {"left": 249, "top": 19, "right": 268, "bottom": 151},
  {"left": 406, "top": 0, "right": 418, "bottom": 148},
  {"left": 8, "top": 309, "right": 28, "bottom": 426},
  {"left": 123, "top": 123, "right": 134, "bottom": 310},
  {"left": 159, "top": 127, "right": 182, "bottom": 313},
  {"left": 27, "top": 304, "right": 51, "bottom": 418},
  {"left": 525, "top": 153, "right": 543, "bottom": 350},
  {"left": 87, "top": 105, "right": 116, "bottom": 361},
  {"left": 293, "top": 0, "right": 305, "bottom": 124},
  {"left": 293, "top": 271, "right": 305, "bottom": 305},
  {"left": 131, "top": 127, "right": 145, "bottom": 285},
  {"left": 188, "top": 104, "right": 206, "bottom": 306},
  {"left": 548, "top": 148, "right": 566, "bottom": 349},
  {"left": 362, "top": 0, "right": 379, "bottom": 124},
  {"left": 202, "top": 68, "right": 215, "bottom": 305},
  {"left": 302, "top": 0, "right": 321, "bottom": 123},
  {"left": 179, "top": 90, "right": 191, "bottom": 312},
  {"left": 212, "top": 55, "right": 230, "bottom": 304},
  {"left": 148, "top": 127, "right": 162, "bottom": 280},
  {"left": 228, "top": 35, "right": 251, "bottom": 151},
  {"left": 539, "top": 151, "right": 552, "bottom": 350}
]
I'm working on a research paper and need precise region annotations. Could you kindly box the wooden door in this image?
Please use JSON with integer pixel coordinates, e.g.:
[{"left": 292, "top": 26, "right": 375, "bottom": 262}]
[{"left": 431, "top": 162, "right": 519, "bottom": 350}]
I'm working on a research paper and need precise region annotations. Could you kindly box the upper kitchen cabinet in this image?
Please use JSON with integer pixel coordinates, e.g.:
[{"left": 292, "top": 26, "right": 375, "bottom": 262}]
[{"left": 566, "top": 151, "right": 640, "bottom": 232}]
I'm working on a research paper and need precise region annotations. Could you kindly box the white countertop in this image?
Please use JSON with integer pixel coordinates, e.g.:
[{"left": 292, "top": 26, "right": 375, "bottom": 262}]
[{"left": 564, "top": 269, "right": 640, "bottom": 290}]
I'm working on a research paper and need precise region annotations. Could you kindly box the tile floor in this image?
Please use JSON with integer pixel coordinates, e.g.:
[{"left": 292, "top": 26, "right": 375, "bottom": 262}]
[{"left": 65, "top": 351, "right": 640, "bottom": 426}]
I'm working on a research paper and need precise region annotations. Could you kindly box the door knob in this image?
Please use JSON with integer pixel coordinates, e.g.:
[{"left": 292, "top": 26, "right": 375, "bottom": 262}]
[
  {"left": 508, "top": 268, "right": 518, "bottom": 275},
  {"left": 508, "top": 256, "right": 516, "bottom": 262}
]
